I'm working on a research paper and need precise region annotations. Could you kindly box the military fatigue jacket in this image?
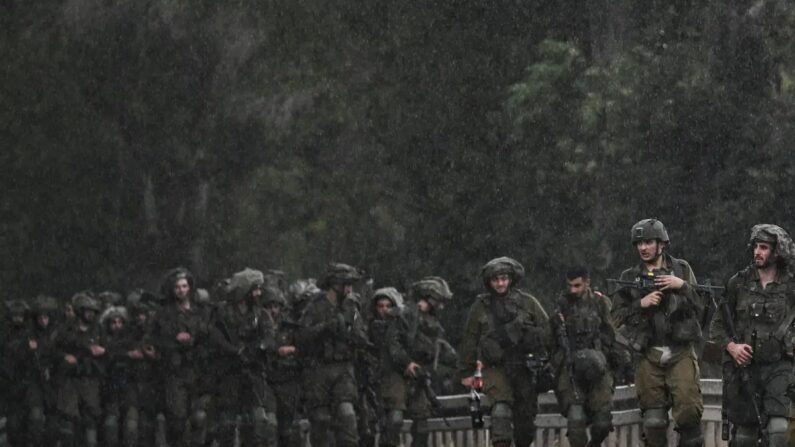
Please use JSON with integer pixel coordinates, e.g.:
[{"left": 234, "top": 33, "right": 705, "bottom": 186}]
[
  {"left": 611, "top": 254, "right": 702, "bottom": 350},
  {"left": 551, "top": 289, "right": 617, "bottom": 366},
  {"left": 209, "top": 302, "right": 275, "bottom": 373},
  {"left": 148, "top": 301, "right": 210, "bottom": 372},
  {"left": 710, "top": 265, "right": 795, "bottom": 364},
  {"left": 457, "top": 288, "right": 550, "bottom": 378},
  {"left": 57, "top": 321, "right": 105, "bottom": 377},
  {"left": 297, "top": 293, "right": 369, "bottom": 365},
  {"left": 386, "top": 302, "right": 452, "bottom": 374}
]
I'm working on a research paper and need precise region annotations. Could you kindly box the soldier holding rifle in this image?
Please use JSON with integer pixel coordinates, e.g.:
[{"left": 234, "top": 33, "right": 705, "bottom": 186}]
[{"left": 709, "top": 224, "right": 795, "bottom": 447}]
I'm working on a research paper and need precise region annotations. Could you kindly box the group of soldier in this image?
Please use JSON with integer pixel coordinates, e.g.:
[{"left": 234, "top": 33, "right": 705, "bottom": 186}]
[{"left": 1, "top": 218, "right": 794, "bottom": 447}]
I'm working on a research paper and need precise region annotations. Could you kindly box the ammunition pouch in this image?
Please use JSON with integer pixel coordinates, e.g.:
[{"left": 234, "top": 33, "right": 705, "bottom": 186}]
[
  {"left": 670, "top": 314, "right": 701, "bottom": 343},
  {"left": 755, "top": 337, "right": 783, "bottom": 363}
]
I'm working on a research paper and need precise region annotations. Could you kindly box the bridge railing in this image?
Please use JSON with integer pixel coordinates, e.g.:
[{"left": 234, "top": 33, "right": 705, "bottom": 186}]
[{"left": 390, "top": 379, "right": 726, "bottom": 447}]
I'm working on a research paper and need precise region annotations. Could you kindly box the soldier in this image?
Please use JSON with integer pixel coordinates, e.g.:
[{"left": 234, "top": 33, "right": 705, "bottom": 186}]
[
  {"left": 209, "top": 268, "right": 277, "bottom": 447},
  {"left": 458, "top": 257, "right": 551, "bottom": 447},
  {"left": 56, "top": 292, "right": 105, "bottom": 447},
  {"left": 383, "top": 278, "right": 455, "bottom": 447},
  {"left": 611, "top": 219, "right": 704, "bottom": 447},
  {"left": 148, "top": 267, "right": 211, "bottom": 447},
  {"left": 99, "top": 306, "right": 144, "bottom": 447},
  {"left": 296, "top": 263, "right": 369, "bottom": 447},
  {"left": 287, "top": 279, "right": 319, "bottom": 321},
  {"left": 27, "top": 295, "right": 61, "bottom": 447},
  {"left": 125, "top": 296, "right": 159, "bottom": 447},
  {"left": 264, "top": 286, "right": 303, "bottom": 447},
  {"left": 2, "top": 299, "right": 33, "bottom": 447},
  {"left": 710, "top": 224, "right": 795, "bottom": 447},
  {"left": 551, "top": 267, "right": 617, "bottom": 447}
]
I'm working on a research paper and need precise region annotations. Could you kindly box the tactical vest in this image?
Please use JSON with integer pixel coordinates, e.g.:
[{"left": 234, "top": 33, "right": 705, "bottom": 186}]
[
  {"left": 734, "top": 270, "right": 794, "bottom": 363},
  {"left": 558, "top": 294, "right": 603, "bottom": 352}
]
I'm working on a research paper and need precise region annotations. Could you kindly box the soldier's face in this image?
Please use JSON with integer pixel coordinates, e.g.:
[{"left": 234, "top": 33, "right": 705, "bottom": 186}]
[
  {"left": 173, "top": 279, "right": 190, "bottom": 300},
  {"left": 490, "top": 274, "right": 511, "bottom": 295},
  {"left": 754, "top": 242, "right": 774, "bottom": 268},
  {"left": 375, "top": 298, "right": 392, "bottom": 318},
  {"left": 636, "top": 239, "right": 660, "bottom": 262},
  {"left": 266, "top": 303, "right": 282, "bottom": 318},
  {"left": 37, "top": 314, "right": 50, "bottom": 328},
  {"left": 567, "top": 277, "right": 590, "bottom": 298},
  {"left": 110, "top": 317, "right": 124, "bottom": 332},
  {"left": 82, "top": 309, "right": 96, "bottom": 323}
]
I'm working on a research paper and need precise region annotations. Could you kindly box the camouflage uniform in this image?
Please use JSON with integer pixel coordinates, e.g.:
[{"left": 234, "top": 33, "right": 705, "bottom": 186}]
[
  {"left": 55, "top": 292, "right": 105, "bottom": 447},
  {"left": 611, "top": 219, "right": 704, "bottom": 447},
  {"left": 2, "top": 300, "right": 33, "bottom": 447},
  {"left": 264, "top": 287, "right": 303, "bottom": 447},
  {"left": 26, "top": 295, "right": 62, "bottom": 447},
  {"left": 296, "top": 263, "right": 368, "bottom": 447},
  {"left": 148, "top": 268, "right": 211, "bottom": 447},
  {"left": 382, "top": 279, "right": 455, "bottom": 447},
  {"left": 710, "top": 224, "right": 795, "bottom": 447},
  {"left": 457, "top": 257, "right": 551, "bottom": 447},
  {"left": 551, "top": 289, "right": 616, "bottom": 447},
  {"left": 125, "top": 297, "right": 160, "bottom": 447},
  {"left": 209, "top": 268, "right": 277, "bottom": 447}
]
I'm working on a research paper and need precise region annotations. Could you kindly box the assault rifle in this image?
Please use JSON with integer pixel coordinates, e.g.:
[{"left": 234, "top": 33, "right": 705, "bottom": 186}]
[
  {"left": 413, "top": 368, "right": 450, "bottom": 427},
  {"left": 718, "top": 298, "right": 767, "bottom": 444},
  {"left": 553, "top": 313, "right": 581, "bottom": 404},
  {"left": 607, "top": 271, "right": 725, "bottom": 297}
]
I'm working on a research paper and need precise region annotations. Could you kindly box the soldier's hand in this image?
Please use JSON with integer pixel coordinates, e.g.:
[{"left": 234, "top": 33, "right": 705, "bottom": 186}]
[
  {"left": 176, "top": 331, "right": 192, "bottom": 343},
  {"left": 727, "top": 342, "right": 753, "bottom": 366},
  {"left": 655, "top": 275, "right": 685, "bottom": 291},
  {"left": 29, "top": 339, "right": 38, "bottom": 350},
  {"left": 405, "top": 361, "right": 421, "bottom": 378},
  {"left": 278, "top": 346, "right": 296, "bottom": 356},
  {"left": 128, "top": 349, "right": 144, "bottom": 360},
  {"left": 461, "top": 376, "right": 475, "bottom": 388},
  {"left": 90, "top": 344, "right": 106, "bottom": 357},
  {"left": 64, "top": 354, "right": 78, "bottom": 365},
  {"left": 640, "top": 291, "right": 663, "bottom": 308}
]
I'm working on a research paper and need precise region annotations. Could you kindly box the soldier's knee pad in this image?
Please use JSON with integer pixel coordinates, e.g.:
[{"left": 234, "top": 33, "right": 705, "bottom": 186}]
[
  {"left": 733, "top": 425, "right": 759, "bottom": 447},
  {"left": 565, "top": 405, "right": 588, "bottom": 447},
  {"left": 676, "top": 424, "right": 702, "bottom": 447},
  {"left": 85, "top": 426, "right": 98, "bottom": 447},
  {"left": 490, "top": 402, "right": 513, "bottom": 443},
  {"left": 589, "top": 411, "right": 613, "bottom": 444},
  {"left": 103, "top": 414, "right": 119, "bottom": 439},
  {"left": 642, "top": 408, "right": 668, "bottom": 447},
  {"left": 190, "top": 409, "right": 207, "bottom": 428},
  {"left": 252, "top": 407, "right": 277, "bottom": 439},
  {"left": 767, "top": 417, "right": 789, "bottom": 447},
  {"left": 310, "top": 406, "right": 332, "bottom": 430},
  {"left": 337, "top": 401, "right": 356, "bottom": 418}
]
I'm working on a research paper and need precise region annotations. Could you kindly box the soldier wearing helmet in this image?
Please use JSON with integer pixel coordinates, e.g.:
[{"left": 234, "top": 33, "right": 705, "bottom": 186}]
[
  {"left": 296, "top": 263, "right": 369, "bottom": 447},
  {"left": 25, "top": 295, "right": 61, "bottom": 447},
  {"left": 550, "top": 267, "right": 618, "bottom": 447},
  {"left": 379, "top": 279, "right": 454, "bottom": 447},
  {"left": 457, "top": 257, "right": 551, "bottom": 447},
  {"left": 148, "top": 267, "right": 211, "bottom": 447},
  {"left": 287, "top": 279, "right": 319, "bottom": 321},
  {"left": 263, "top": 286, "right": 303, "bottom": 447},
  {"left": 611, "top": 219, "right": 704, "bottom": 447},
  {"left": 2, "top": 299, "right": 33, "bottom": 447},
  {"left": 208, "top": 268, "right": 277, "bottom": 447},
  {"left": 55, "top": 292, "right": 106, "bottom": 447},
  {"left": 710, "top": 224, "right": 795, "bottom": 447}
]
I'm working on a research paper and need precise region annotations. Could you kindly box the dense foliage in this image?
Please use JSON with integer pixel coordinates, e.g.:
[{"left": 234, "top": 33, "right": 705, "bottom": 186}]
[{"left": 3, "top": 1, "right": 795, "bottom": 337}]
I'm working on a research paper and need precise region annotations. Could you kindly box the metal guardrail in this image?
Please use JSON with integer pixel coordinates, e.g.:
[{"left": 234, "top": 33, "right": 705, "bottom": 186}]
[{"left": 393, "top": 379, "right": 727, "bottom": 447}]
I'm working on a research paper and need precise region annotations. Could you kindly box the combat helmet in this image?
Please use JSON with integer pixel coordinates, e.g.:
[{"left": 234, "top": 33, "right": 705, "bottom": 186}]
[
  {"left": 5, "top": 299, "right": 30, "bottom": 318},
  {"left": 262, "top": 286, "right": 288, "bottom": 308},
  {"left": 317, "top": 263, "right": 362, "bottom": 289},
  {"left": 228, "top": 268, "right": 265, "bottom": 301},
  {"left": 100, "top": 306, "right": 129, "bottom": 326},
  {"left": 631, "top": 219, "right": 670, "bottom": 244},
  {"left": 372, "top": 287, "right": 404, "bottom": 308},
  {"left": 481, "top": 257, "right": 525, "bottom": 289},
  {"left": 32, "top": 294, "right": 59, "bottom": 315},
  {"left": 749, "top": 224, "right": 795, "bottom": 266},
  {"left": 160, "top": 267, "right": 195, "bottom": 300},
  {"left": 71, "top": 291, "right": 101, "bottom": 312},
  {"left": 409, "top": 277, "right": 453, "bottom": 304}
]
